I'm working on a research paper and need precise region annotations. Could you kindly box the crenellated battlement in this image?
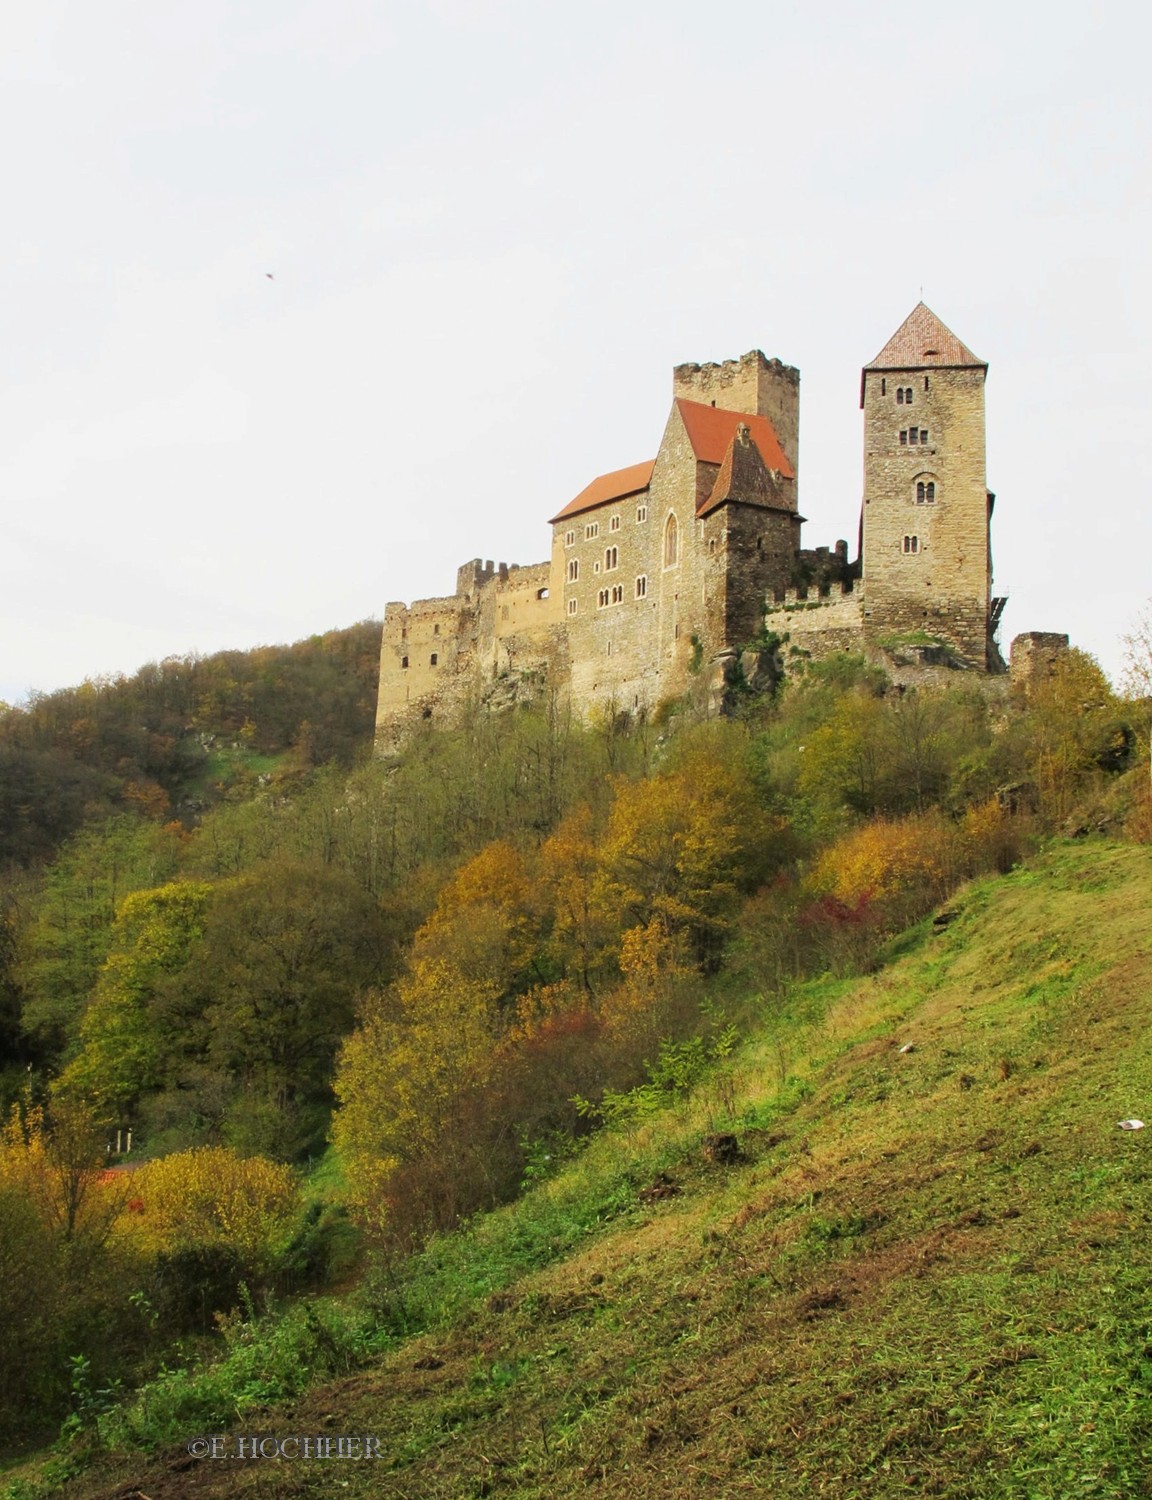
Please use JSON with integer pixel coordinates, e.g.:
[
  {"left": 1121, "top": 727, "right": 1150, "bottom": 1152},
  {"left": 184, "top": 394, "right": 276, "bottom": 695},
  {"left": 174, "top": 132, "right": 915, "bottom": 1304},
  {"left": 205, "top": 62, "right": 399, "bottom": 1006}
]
[{"left": 766, "top": 576, "right": 859, "bottom": 611}]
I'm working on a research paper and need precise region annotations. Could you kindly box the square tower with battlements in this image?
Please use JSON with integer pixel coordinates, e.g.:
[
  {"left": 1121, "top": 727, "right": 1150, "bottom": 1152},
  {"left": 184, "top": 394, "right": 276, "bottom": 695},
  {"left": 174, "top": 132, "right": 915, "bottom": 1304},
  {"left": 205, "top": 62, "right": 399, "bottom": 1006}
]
[{"left": 860, "top": 304, "right": 996, "bottom": 667}]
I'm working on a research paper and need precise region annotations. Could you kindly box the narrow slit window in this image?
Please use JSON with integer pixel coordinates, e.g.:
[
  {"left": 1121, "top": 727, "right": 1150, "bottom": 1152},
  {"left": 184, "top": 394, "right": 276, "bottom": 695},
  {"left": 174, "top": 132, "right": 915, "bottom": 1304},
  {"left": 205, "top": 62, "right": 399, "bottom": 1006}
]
[
  {"left": 897, "top": 388, "right": 904, "bottom": 404},
  {"left": 902, "top": 535, "right": 920, "bottom": 554},
  {"left": 635, "top": 574, "right": 647, "bottom": 598},
  {"left": 664, "top": 513, "right": 679, "bottom": 567}
]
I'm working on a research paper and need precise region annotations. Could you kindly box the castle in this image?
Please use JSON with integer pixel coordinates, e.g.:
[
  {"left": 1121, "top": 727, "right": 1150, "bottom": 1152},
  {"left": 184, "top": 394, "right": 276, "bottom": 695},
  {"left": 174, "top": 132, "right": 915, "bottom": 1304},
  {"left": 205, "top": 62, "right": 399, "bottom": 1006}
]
[{"left": 375, "top": 304, "right": 1060, "bottom": 750}]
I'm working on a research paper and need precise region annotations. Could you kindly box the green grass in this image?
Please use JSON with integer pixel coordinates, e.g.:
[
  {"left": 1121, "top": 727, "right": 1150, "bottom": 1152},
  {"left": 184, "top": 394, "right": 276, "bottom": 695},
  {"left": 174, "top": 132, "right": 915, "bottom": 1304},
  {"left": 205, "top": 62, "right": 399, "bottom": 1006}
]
[{"left": 9, "top": 840, "right": 1152, "bottom": 1499}]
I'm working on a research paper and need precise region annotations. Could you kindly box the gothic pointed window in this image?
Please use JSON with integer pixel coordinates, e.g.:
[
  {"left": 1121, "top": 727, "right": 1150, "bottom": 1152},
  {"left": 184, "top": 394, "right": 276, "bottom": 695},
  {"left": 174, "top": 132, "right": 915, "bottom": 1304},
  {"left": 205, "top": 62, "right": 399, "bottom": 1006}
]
[{"left": 664, "top": 513, "right": 679, "bottom": 568}]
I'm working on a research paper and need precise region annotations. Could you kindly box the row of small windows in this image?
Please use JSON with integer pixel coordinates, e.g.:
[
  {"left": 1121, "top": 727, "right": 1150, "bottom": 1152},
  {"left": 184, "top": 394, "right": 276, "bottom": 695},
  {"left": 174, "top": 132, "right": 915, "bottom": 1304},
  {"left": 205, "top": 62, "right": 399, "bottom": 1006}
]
[
  {"left": 568, "top": 546, "right": 619, "bottom": 583},
  {"left": 564, "top": 512, "right": 677, "bottom": 568},
  {"left": 564, "top": 505, "right": 648, "bottom": 546},
  {"left": 400, "top": 653, "right": 439, "bottom": 668},
  {"left": 880, "top": 377, "right": 930, "bottom": 396},
  {"left": 566, "top": 576, "right": 649, "bottom": 614},
  {"left": 900, "top": 429, "right": 929, "bottom": 446}
]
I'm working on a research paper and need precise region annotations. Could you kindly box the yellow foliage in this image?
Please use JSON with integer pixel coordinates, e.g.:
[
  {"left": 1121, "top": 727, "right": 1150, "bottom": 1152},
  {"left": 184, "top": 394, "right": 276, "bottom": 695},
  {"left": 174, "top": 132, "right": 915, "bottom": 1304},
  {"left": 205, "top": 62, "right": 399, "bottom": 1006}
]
[
  {"left": 332, "top": 957, "right": 503, "bottom": 1220},
  {"left": 126, "top": 1147, "right": 298, "bottom": 1264},
  {"left": 598, "top": 920, "right": 694, "bottom": 1050},
  {"left": 0, "top": 1098, "right": 124, "bottom": 1244},
  {"left": 594, "top": 750, "right": 773, "bottom": 941},
  {"left": 809, "top": 813, "right": 957, "bottom": 910}
]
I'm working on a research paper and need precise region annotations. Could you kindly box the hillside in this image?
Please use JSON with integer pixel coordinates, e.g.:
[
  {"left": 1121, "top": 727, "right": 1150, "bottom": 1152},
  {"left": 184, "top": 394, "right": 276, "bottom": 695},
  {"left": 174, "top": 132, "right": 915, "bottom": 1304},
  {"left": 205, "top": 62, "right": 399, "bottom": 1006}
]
[
  {"left": 26, "top": 837, "right": 1152, "bottom": 1500},
  {"left": 0, "top": 621, "right": 382, "bottom": 865}
]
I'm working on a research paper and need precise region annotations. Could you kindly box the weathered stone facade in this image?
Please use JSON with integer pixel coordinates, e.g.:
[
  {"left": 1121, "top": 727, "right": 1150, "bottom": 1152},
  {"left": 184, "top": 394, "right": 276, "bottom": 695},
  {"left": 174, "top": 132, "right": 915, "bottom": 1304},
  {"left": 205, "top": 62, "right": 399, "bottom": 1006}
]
[
  {"left": 374, "top": 307, "right": 1062, "bottom": 750},
  {"left": 860, "top": 306, "right": 997, "bottom": 668}
]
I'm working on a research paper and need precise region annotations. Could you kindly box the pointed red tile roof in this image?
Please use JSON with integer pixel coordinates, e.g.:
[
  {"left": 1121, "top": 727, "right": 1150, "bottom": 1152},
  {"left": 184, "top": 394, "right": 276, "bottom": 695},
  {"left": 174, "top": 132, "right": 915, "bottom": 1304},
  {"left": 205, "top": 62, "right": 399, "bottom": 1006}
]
[
  {"left": 862, "top": 304, "right": 985, "bottom": 403},
  {"left": 865, "top": 302, "right": 984, "bottom": 369},
  {"left": 699, "top": 424, "right": 795, "bottom": 518},
  {"left": 549, "top": 459, "right": 655, "bottom": 524},
  {"left": 675, "top": 398, "right": 794, "bottom": 479}
]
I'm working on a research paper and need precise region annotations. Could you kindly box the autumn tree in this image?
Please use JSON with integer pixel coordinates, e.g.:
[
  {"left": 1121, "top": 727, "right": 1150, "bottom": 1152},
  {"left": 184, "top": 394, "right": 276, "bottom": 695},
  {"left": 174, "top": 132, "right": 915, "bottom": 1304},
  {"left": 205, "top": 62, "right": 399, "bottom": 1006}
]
[
  {"left": 162, "top": 859, "right": 395, "bottom": 1158},
  {"left": 59, "top": 881, "right": 213, "bottom": 1119}
]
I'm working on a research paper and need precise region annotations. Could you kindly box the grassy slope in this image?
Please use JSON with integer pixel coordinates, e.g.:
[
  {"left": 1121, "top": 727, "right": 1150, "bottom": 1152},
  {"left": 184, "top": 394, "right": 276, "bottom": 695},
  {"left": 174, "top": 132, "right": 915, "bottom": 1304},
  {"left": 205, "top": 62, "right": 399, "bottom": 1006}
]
[{"left": 29, "top": 841, "right": 1152, "bottom": 1498}]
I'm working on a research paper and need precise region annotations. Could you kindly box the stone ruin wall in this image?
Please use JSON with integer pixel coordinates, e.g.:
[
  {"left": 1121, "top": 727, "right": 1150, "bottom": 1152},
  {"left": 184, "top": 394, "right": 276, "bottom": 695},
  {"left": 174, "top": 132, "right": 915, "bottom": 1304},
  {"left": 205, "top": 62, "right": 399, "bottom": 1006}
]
[{"left": 374, "top": 557, "right": 560, "bottom": 752}]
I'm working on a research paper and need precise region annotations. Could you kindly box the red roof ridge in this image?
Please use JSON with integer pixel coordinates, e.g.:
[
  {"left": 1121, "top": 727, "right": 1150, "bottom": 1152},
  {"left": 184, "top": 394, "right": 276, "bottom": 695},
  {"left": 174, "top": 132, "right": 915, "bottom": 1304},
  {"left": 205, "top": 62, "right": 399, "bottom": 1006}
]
[
  {"left": 675, "top": 398, "right": 794, "bottom": 481},
  {"left": 549, "top": 459, "right": 655, "bottom": 525},
  {"left": 698, "top": 422, "right": 793, "bottom": 517}
]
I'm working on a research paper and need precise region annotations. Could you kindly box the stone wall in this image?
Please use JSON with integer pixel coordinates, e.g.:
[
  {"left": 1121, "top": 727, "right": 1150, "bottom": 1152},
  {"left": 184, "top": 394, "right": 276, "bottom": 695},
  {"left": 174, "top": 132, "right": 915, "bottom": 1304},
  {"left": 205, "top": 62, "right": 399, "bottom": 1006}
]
[
  {"left": 374, "top": 557, "right": 559, "bottom": 751},
  {"left": 1009, "top": 631, "right": 1070, "bottom": 689},
  {"left": 764, "top": 581, "right": 866, "bottom": 661}
]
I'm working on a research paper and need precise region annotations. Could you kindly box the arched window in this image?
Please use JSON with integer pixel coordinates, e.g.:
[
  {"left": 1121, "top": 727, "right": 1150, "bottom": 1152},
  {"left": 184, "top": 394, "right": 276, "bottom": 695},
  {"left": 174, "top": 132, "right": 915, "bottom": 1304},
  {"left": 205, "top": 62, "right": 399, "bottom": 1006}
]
[
  {"left": 915, "top": 476, "right": 938, "bottom": 505},
  {"left": 902, "top": 535, "right": 920, "bottom": 555},
  {"left": 664, "top": 513, "right": 679, "bottom": 568},
  {"left": 604, "top": 545, "right": 618, "bottom": 571},
  {"left": 897, "top": 388, "right": 904, "bottom": 404},
  {"left": 567, "top": 559, "right": 579, "bottom": 582}
]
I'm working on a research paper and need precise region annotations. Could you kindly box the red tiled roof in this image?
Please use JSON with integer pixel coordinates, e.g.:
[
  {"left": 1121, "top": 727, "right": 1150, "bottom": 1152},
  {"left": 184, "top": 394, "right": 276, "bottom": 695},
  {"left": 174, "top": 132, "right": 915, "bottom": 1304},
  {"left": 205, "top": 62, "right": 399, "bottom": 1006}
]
[
  {"left": 549, "top": 459, "right": 655, "bottom": 525},
  {"left": 675, "top": 399, "right": 794, "bottom": 479},
  {"left": 864, "top": 302, "right": 985, "bottom": 373},
  {"left": 698, "top": 425, "right": 795, "bottom": 517}
]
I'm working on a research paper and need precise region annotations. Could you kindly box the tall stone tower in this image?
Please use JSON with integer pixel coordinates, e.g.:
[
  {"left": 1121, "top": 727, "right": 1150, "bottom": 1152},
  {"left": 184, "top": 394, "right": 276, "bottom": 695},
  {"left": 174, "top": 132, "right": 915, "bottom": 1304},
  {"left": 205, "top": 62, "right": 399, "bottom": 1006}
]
[{"left": 860, "top": 304, "right": 996, "bottom": 667}]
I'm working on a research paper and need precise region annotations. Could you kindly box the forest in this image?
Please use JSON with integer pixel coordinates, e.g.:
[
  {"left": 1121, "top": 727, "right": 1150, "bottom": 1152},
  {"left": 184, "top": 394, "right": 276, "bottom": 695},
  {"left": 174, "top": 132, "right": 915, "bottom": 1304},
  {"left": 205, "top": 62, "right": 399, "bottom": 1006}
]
[{"left": 0, "top": 616, "right": 1149, "bottom": 1478}]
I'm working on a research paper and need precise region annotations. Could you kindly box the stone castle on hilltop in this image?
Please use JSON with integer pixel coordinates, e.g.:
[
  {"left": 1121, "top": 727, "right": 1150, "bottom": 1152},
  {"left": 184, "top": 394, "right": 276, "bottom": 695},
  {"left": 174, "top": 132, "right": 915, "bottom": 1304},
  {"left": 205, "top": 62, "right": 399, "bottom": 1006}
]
[{"left": 375, "top": 304, "right": 1063, "bottom": 750}]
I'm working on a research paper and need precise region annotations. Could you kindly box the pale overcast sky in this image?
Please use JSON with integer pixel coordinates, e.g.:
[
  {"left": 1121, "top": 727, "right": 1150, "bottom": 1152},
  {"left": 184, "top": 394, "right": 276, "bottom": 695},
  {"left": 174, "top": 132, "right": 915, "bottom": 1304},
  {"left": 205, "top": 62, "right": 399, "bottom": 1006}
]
[{"left": 1, "top": 0, "right": 1148, "bottom": 703}]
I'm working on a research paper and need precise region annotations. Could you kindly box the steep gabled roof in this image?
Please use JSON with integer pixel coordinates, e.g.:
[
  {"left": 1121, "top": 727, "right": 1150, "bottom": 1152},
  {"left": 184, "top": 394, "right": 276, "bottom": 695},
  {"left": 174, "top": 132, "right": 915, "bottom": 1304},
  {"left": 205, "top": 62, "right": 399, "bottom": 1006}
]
[
  {"left": 549, "top": 459, "right": 655, "bottom": 525},
  {"left": 862, "top": 303, "right": 985, "bottom": 403},
  {"left": 699, "top": 423, "right": 795, "bottom": 518},
  {"left": 675, "top": 398, "right": 794, "bottom": 479}
]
